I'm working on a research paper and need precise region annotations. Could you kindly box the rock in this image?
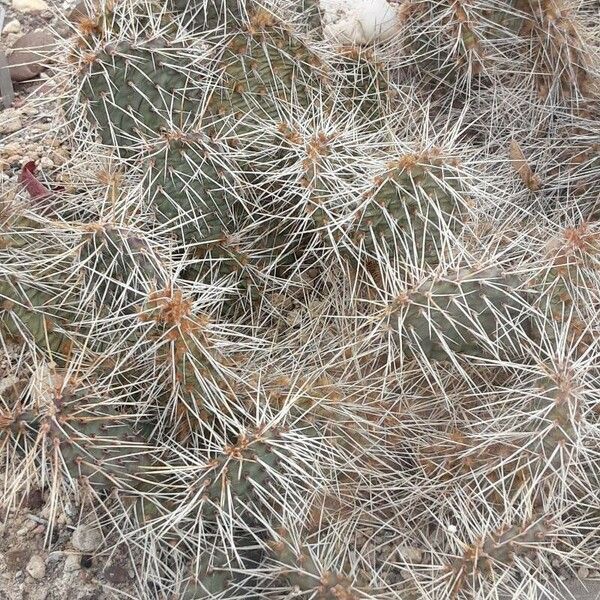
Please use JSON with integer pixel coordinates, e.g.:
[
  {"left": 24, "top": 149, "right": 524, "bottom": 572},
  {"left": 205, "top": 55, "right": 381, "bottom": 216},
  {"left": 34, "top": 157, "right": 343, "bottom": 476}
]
[
  {"left": 0, "top": 109, "right": 22, "bottom": 135},
  {"left": 15, "top": 526, "right": 28, "bottom": 537},
  {"left": 71, "top": 524, "right": 102, "bottom": 553},
  {"left": 63, "top": 554, "right": 81, "bottom": 573},
  {"left": 46, "top": 551, "right": 65, "bottom": 563},
  {"left": 24, "top": 489, "right": 45, "bottom": 509},
  {"left": 320, "top": 0, "right": 402, "bottom": 44},
  {"left": 2, "top": 19, "right": 21, "bottom": 35},
  {"left": 11, "top": 0, "right": 49, "bottom": 13},
  {"left": 0, "top": 374, "right": 19, "bottom": 395},
  {"left": 396, "top": 546, "right": 423, "bottom": 563},
  {"left": 103, "top": 562, "right": 129, "bottom": 585},
  {"left": 578, "top": 566, "right": 590, "bottom": 579},
  {"left": 8, "top": 29, "right": 55, "bottom": 82},
  {"left": 26, "top": 555, "right": 45, "bottom": 580},
  {"left": 5, "top": 549, "right": 29, "bottom": 571}
]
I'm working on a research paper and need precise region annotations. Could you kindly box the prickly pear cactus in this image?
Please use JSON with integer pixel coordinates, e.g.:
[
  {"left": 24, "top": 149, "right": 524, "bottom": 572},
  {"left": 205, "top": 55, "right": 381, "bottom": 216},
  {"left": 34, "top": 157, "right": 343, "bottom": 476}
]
[{"left": 0, "top": 0, "right": 598, "bottom": 598}]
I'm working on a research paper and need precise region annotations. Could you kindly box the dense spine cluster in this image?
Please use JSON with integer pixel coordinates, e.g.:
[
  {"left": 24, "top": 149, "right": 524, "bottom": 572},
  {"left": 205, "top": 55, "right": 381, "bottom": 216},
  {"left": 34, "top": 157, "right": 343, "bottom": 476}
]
[{"left": 0, "top": 0, "right": 598, "bottom": 598}]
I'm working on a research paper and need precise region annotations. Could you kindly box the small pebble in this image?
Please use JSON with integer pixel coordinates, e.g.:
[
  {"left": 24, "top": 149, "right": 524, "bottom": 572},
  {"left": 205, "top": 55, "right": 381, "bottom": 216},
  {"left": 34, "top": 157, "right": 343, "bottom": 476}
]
[
  {"left": 63, "top": 554, "right": 81, "bottom": 573},
  {"left": 396, "top": 546, "right": 423, "bottom": 563},
  {"left": 2, "top": 19, "right": 22, "bottom": 35},
  {"left": 578, "top": 566, "right": 590, "bottom": 579},
  {"left": 71, "top": 524, "right": 102, "bottom": 553},
  {"left": 11, "top": 0, "right": 49, "bottom": 13},
  {"left": 26, "top": 554, "right": 45, "bottom": 580},
  {"left": 39, "top": 156, "right": 54, "bottom": 169},
  {"left": 1, "top": 142, "right": 21, "bottom": 156},
  {"left": 0, "top": 109, "right": 22, "bottom": 135},
  {"left": 46, "top": 551, "right": 64, "bottom": 563},
  {"left": 16, "top": 527, "right": 28, "bottom": 537}
]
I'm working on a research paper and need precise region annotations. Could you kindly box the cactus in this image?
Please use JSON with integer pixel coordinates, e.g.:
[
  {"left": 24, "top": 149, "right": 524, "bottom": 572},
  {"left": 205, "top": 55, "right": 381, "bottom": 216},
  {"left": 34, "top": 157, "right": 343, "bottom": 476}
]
[
  {"left": 79, "top": 40, "right": 208, "bottom": 152},
  {"left": 78, "top": 222, "right": 167, "bottom": 310},
  {"left": 386, "top": 266, "right": 531, "bottom": 361},
  {"left": 347, "top": 151, "right": 469, "bottom": 267},
  {"left": 132, "top": 285, "right": 236, "bottom": 440},
  {"left": 143, "top": 420, "right": 342, "bottom": 559},
  {"left": 1, "top": 0, "right": 599, "bottom": 598},
  {"left": 1, "top": 366, "right": 153, "bottom": 496},
  {"left": 400, "top": 0, "right": 524, "bottom": 80},
  {"left": 0, "top": 273, "right": 76, "bottom": 357}
]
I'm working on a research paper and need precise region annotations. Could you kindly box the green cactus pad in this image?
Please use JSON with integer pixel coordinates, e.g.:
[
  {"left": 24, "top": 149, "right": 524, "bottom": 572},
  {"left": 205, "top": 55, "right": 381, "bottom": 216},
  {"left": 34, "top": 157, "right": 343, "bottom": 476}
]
[
  {"left": 389, "top": 267, "right": 531, "bottom": 360},
  {"left": 405, "top": 0, "right": 524, "bottom": 79},
  {"left": 269, "top": 531, "right": 366, "bottom": 600},
  {"left": 0, "top": 275, "right": 75, "bottom": 356},
  {"left": 135, "top": 287, "right": 231, "bottom": 438},
  {"left": 170, "top": 0, "right": 247, "bottom": 33},
  {"left": 80, "top": 40, "right": 209, "bottom": 152},
  {"left": 145, "top": 136, "right": 240, "bottom": 244},
  {"left": 197, "top": 426, "right": 289, "bottom": 518},
  {"left": 203, "top": 9, "right": 325, "bottom": 140},
  {"left": 10, "top": 378, "right": 152, "bottom": 492},
  {"left": 79, "top": 224, "right": 166, "bottom": 310},
  {"left": 349, "top": 154, "right": 467, "bottom": 266}
]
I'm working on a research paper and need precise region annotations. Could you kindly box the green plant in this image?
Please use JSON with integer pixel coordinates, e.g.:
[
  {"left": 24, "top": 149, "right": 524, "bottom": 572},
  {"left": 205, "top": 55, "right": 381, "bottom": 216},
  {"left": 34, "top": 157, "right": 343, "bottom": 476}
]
[{"left": 0, "top": 0, "right": 598, "bottom": 598}]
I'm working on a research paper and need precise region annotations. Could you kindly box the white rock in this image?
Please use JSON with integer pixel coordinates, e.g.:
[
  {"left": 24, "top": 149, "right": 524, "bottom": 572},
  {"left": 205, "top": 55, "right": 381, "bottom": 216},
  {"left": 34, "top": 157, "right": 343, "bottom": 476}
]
[
  {"left": 39, "top": 156, "right": 54, "bottom": 169},
  {"left": 320, "top": 0, "right": 402, "bottom": 44},
  {"left": 0, "top": 109, "right": 22, "bottom": 135},
  {"left": 11, "top": 0, "right": 49, "bottom": 13},
  {"left": 26, "top": 555, "right": 45, "bottom": 580},
  {"left": 71, "top": 524, "right": 102, "bottom": 553},
  {"left": 2, "top": 19, "right": 22, "bottom": 34}
]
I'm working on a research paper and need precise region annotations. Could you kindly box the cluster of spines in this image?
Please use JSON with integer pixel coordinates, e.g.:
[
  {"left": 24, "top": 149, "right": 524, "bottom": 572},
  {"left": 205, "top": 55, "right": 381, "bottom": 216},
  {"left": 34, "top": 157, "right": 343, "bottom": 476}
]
[{"left": 0, "top": 0, "right": 598, "bottom": 598}]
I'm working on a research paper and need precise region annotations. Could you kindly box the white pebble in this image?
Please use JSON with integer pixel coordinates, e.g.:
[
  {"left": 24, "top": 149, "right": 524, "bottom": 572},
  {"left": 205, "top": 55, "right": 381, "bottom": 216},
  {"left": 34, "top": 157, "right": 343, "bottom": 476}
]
[
  {"left": 578, "top": 566, "right": 590, "bottom": 579},
  {"left": 39, "top": 156, "right": 54, "bottom": 169},
  {"left": 11, "top": 0, "right": 49, "bottom": 13},
  {"left": 2, "top": 19, "right": 22, "bottom": 35},
  {"left": 321, "top": 0, "right": 402, "bottom": 44}
]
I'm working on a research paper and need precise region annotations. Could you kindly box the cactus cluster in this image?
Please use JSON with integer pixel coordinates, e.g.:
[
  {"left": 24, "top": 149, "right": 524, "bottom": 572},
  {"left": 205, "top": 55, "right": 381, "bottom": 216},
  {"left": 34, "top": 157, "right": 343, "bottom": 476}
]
[{"left": 1, "top": 0, "right": 599, "bottom": 598}]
